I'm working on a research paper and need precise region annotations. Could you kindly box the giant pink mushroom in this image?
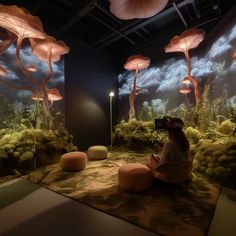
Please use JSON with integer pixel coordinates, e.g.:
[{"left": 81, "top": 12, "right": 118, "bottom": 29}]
[
  {"left": 29, "top": 36, "right": 69, "bottom": 121},
  {"left": 179, "top": 87, "right": 191, "bottom": 107},
  {"left": 165, "top": 28, "right": 205, "bottom": 105},
  {"left": 124, "top": 55, "right": 150, "bottom": 120},
  {"left": 109, "top": 0, "right": 168, "bottom": 20},
  {"left": 30, "top": 36, "right": 70, "bottom": 84},
  {"left": 0, "top": 4, "right": 46, "bottom": 86}
]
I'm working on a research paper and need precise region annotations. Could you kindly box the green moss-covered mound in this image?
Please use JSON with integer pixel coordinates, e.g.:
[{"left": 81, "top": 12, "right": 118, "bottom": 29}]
[
  {"left": 0, "top": 128, "right": 78, "bottom": 173},
  {"left": 113, "top": 118, "right": 167, "bottom": 150},
  {"left": 191, "top": 139, "right": 236, "bottom": 188}
]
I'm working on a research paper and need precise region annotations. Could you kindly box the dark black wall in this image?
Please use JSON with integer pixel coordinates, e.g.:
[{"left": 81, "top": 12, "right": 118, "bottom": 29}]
[{"left": 62, "top": 36, "right": 118, "bottom": 150}]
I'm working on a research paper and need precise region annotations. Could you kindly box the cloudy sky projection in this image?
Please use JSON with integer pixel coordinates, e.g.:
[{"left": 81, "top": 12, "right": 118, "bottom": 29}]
[
  {"left": 119, "top": 20, "right": 236, "bottom": 107},
  {"left": 0, "top": 41, "right": 64, "bottom": 102}
]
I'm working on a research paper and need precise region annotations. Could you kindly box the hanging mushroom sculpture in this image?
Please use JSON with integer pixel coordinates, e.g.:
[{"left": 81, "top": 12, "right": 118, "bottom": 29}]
[
  {"left": 109, "top": 0, "right": 169, "bottom": 20},
  {"left": 124, "top": 55, "right": 150, "bottom": 120},
  {"left": 165, "top": 28, "right": 205, "bottom": 105}
]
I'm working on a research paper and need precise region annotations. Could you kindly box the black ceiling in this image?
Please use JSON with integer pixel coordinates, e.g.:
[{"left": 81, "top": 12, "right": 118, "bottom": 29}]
[{"left": 1, "top": 0, "right": 236, "bottom": 60}]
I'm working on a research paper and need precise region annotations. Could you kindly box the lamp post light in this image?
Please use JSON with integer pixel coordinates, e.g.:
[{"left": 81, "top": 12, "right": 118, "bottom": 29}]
[{"left": 109, "top": 91, "right": 115, "bottom": 150}]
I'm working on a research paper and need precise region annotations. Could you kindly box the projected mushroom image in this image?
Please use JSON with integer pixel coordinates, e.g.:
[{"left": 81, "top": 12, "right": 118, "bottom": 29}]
[
  {"left": 165, "top": 28, "right": 205, "bottom": 105},
  {"left": 179, "top": 87, "right": 191, "bottom": 107},
  {"left": 124, "top": 55, "right": 150, "bottom": 120},
  {"left": 0, "top": 4, "right": 77, "bottom": 173},
  {"left": 109, "top": 0, "right": 168, "bottom": 20},
  {"left": 0, "top": 4, "right": 69, "bottom": 127},
  {"left": 32, "top": 88, "right": 63, "bottom": 108}
]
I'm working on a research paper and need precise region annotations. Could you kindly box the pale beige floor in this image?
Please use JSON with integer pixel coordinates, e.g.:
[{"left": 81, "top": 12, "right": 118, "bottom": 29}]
[
  {"left": 208, "top": 187, "right": 236, "bottom": 236},
  {"left": 1, "top": 178, "right": 236, "bottom": 236},
  {"left": 0, "top": 178, "right": 158, "bottom": 236}
]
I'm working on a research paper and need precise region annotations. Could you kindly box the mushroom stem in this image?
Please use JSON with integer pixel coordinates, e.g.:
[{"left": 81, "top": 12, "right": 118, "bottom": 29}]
[
  {"left": 192, "top": 77, "right": 201, "bottom": 104},
  {"left": 39, "top": 83, "right": 53, "bottom": 128},
  {"left": 45, "top": 48, "right": 53, "bottom": 83},
  {"left": 184, "top": 50, "right": 192, "bottom": 81},
  {"left": 128, "top": 66, "right": 139, "bottom": 120},
  {"left": 128, "top": 93, "right": 135, "bottom": 120},
  {"left": 15, "top": 35, "right": 38, "bottom": 86},
  {"left": 184, "top": 50, "right": 201, "bottom": 105},
  {"left": 184, "top": 93, "right": 189, "bottom": 107}
]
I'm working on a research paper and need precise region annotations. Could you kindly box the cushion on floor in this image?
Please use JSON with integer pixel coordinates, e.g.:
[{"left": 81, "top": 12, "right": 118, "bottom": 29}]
[
  {"left": 118, "top": 163, "right": 153, "bottom": 192},
  {"left": 60, "top": 151, "right": 87, "bottom": 171},
  {"left": 87, "top": 145, "right": 108, "bottom": 160}
]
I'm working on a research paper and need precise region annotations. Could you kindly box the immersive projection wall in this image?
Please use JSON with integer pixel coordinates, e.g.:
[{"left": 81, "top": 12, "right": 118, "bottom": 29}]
[
  {"left": 0, "top": 35, "right": 65, "bottom": 127},
  {"left": 118, "top": 16, "right": 236, "bottom": 121}
]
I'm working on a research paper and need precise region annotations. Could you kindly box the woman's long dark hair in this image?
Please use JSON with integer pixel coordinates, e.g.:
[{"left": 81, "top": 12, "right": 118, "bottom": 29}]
[{"left": 168, "top": 128, "right": 190, "bottom": 151}]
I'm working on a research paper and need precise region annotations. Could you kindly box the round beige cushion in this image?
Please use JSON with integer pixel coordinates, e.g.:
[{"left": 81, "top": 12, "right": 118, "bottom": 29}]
[
  {"left": 118, "top": 163, "right": 153, "bottom": 192},
  {"left": 87, "top": 145, "right": 108, "bottom": 160},
  {"left": 60, "top": 152, "right": 87, "bottom": 171}
]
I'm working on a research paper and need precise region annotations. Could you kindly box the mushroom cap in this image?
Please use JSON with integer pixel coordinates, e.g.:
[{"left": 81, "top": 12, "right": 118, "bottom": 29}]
[
  {"left": 109, "top": 0, "right": 168, "bottom": 20},
  {"left": 47, "top": 88, "right": 63, "bottom": 101},
  {"left": 27, "top": 64, "right": 37, "bottom": 72},
  {"left": 0, "top": 65, "right": 7, "bottom": 76},
  {"left": 182, "top": 77, "right": 192, "bottom": 84},
  {"left": 124, "top": 55, "right": 150, "bottom": 70},
  {"left": 30, "top": 36, "right": 70, "bottom": 62},
  {"left": 32, "top": 88, "right": 63, "bottom": 101},
  {"left": 179, "top": 88, "right": 191, "bottom": 94},
  {"left": 165, "top": 28, "right": 205, "bottom": 53},
  {"left": 0, "top": 4, "right": 46, "bottom": 39}
]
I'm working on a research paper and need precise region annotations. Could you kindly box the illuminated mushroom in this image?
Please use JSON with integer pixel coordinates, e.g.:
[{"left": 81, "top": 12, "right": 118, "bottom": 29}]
[
  {"left": 179, "top": 87, "right": 191, "bottom": 107},
  {"left": 27, "top": 64, "right": 37, "bottom": 72},
  {"left": 30, "top": 36, "right": 69, "bottom": 83},
  {"left": 47, "top": 88, "right": 63, "bottom": 107},
  {"left": 29, "top": 36, "right": 69, "bottom": 119},
  {"left": 32, "top": 88, "right": 62, "bottom": 107},
  {"left": 0, "top": 4, "right": 46, "bottom": 84},
  {"left": 109, "top": 0, "right": 168, "bottom": 20},
  {"left": 124, "top": 55, "right": 150, "bottom": 119},
  {"left": 182, "top": 77, "right": 192, "bottom": 85},
  {"left": 165, "top": 28, "right": 205, "bottom": 105}
]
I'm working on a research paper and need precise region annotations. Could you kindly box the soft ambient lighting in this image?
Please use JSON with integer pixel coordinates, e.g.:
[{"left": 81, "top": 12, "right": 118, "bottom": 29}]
[{"left": 109, "top": 91, "right": 115, "bottom": 97}]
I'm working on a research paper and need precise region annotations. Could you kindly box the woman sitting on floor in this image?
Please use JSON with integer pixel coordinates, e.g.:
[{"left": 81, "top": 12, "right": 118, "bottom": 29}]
[{"left": 147, "top": 117, "right": 192, "bottom": 182}]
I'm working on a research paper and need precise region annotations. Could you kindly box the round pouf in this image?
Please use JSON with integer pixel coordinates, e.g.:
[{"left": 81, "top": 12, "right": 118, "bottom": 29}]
[
  {"left": 87, "top": 145, "right": 108, "bottom": 160},
  {"left": 60, "top": 152, "right": 87, "bottom": 172},
  {"left": 118, "top": 163, "right": 153, "bottom": 192}
]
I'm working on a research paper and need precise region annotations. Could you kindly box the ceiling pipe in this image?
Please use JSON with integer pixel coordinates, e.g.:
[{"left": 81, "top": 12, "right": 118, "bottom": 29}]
[
  {"left": 172, "top": 1, "right": 188, "bottom": 27},
  {"left": 94, "top": 3, "right": 146, "bottom": 44},
  {"left": 61, "top": 0, "right": 97, "bottom": 32},
  {"left": 96, "top": 0, "right": 194, "bottom": 48},
  {"left": 192, "top": 1, "right": 201, "bottom": 18},
  {"left": 87, "top": 13, "right": 137, "bottom": 46}
]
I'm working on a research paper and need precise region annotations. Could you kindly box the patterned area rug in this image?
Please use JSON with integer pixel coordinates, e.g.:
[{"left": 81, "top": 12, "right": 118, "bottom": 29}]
[{"left": 25, "top": 151, "right": 220, "bottom": 236}]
